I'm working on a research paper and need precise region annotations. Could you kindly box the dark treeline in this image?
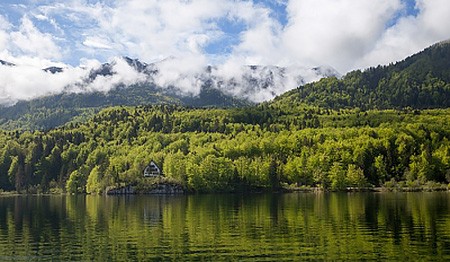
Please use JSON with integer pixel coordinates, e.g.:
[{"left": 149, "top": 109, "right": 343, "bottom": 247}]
[
  {"left": 0, "top": 84, "right": 249, "bottom": 131},
  {"left": 1, "top": 104, "right": 449, "bottom": 193}
]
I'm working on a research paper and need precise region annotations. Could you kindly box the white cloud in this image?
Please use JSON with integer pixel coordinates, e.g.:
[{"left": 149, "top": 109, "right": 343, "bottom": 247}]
[
  {"left": 56, "top": 0, "right": 283, "bottom": 62},
  {"left": 0, "top": 15, "right": 11, "bottom": 51},
  {"left": 83, "top": 57, "right": 148, "bottom": 93},
  {"left": 227, "top": 2, "right": 283, "bottom": 65},
  {"left": 82, "top": 36, "right": 113, "bottom": 50},
  {"left": 280, "top": 0, "right": 403, "bottom": 72},
  {"left": 0, "top": 57, "right": 149, "bottom": 105},
  {"left": 0, "top": 64, "right": 86, "bottom": 105},
  {"left": 359, "top": 0, "right": 450, "bottom": 69},
  {"left": 33, "top": 12, "right": 63, "bottom": 34},
  {"left": 211, "top": 64, "right": 329, "bottom": 102},
  {"left": 10, "top": 16, "right": 61, "bottom": 60},
  {"left": 34, "top": 14, "right": 48, "bottom": 21},
  {"left": 153, "top": 55, "right": 209, "bottom": 96},
  {"left": 273, "top": 0, "right": 450, "bottom": 72},
  {"left": 84, "top": 0, "right": 229, "bottom": 60},
  {"left": 4, "top": 0, "right": 450, "bottom": 72}
]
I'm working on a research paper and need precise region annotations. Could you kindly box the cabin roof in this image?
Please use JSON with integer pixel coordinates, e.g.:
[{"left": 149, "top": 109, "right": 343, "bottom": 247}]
[{"left": 143, "top": 160, "right": 162, "bottom": 177}]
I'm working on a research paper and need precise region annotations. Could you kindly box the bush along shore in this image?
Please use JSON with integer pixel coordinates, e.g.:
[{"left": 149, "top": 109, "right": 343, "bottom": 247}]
[
  {"left": 106, "top": 177, "right": 185, "bottom": 195},
  {"left": 1, "top": 178, "right": 450, "bottom": 195},
  {"left": 76, "top": 179, "right": 450, "bottom": 195}
]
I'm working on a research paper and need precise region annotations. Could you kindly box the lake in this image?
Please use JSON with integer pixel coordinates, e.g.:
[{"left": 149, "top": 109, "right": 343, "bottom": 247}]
[{"left": 0, "top": 192, "right": 449, "bottom": 261}]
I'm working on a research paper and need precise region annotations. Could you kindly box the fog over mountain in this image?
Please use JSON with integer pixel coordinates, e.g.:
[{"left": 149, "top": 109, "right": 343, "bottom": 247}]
[{"left": 0, "top": 57, "right": 338, "bottom": 106}]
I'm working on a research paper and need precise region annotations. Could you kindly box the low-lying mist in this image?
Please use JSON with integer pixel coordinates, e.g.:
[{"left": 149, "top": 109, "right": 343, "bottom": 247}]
[{"left": 0, "top": 56, "right": 337, "bottom": 106}]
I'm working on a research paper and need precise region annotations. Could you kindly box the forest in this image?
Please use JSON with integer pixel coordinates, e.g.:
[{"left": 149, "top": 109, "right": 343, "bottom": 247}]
[
  {"left": 0, "top": 104, "right": 449, "bottom": 193},
  {"left": 1, "top": 42, "right": 450, "bottom": 193}
]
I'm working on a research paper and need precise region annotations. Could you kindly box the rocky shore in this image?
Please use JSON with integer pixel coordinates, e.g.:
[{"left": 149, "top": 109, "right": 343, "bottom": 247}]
[{"left": 106, "top": 182, "right": 185, "bottom": 195}]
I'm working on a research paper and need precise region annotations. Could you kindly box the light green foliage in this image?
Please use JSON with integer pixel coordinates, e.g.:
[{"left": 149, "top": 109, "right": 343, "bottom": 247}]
[
  {"left": 86, "top": 166, "right": 102, "bottom": 194},
  {"left": 7, "top": 156, "right": 19, "bottom": 186},
  {"left": 284, "top": 156, "right": 301, "bottom": 184},
  {"left": 346, "top": 164, "right": 367, "bottom": 188},
  {"left": 1, "top": 41, "right": 450, "bottom": 193},
  {"left": 329, "top": 162, "right": 346, "bottom": 191},
  {"left": 164, "top": 152, "right": 187, "bottom": 184},
  {"left": 66, "top": 170, "right": 85, "bottom": 193},
  {"left": 197, "top": 155, "right": 234, "bottom": 191},
  {"left": 1, "top": 103, "right": 450, "bottom": 193},
  {"left": 374, "top": 155, "right": 388, "bottom": 183}
]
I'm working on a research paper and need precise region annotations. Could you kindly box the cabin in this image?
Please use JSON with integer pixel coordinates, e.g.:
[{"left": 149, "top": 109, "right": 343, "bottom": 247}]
[{"left": 143, "top": 161, "right": 162, "bottom": 177}]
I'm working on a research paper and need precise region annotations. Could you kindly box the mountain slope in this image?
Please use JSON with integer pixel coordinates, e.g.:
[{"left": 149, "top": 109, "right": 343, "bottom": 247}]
[
  {"left": 0, "top": 83, "right": 251, "bottom": 130},
  {"left": 4, "top": 40, "right": 449, "bottom": 131},
  {"left": 273, "top": 41, "right": 450, "bottom": 110},
  {"left": 0, "top": 57, "right": 334, "bottom": 130}
]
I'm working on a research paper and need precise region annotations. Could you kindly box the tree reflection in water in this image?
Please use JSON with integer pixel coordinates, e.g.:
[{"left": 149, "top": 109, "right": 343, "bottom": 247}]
[{"left": 0, "top": 192, "right": 449, "bottom": 260}]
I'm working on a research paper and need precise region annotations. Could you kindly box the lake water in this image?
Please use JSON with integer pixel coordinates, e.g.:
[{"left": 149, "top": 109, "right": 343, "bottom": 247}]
[{"left": 0, "top": 192, "right": 449, "bottom": 261}]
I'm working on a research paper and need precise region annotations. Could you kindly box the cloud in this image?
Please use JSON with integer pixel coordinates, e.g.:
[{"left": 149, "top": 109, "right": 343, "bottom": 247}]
[
  {"left": 69, "top": 0, "right": 230, "bottom": 61},
  {"left": 81, "top": 57, "right": 148, "bottom": 93},
  {"left": 0, "top": 57, "right": 150, "bottom": 105},
  {"left": 54, "top": 0, "right": 284, "bottom": 62},
  {"left": 0, "top": 64, "right": 85, "bottom": 105},
  {"left": 82, "top": 36, "right": 113, "bottom": 50},
  {"left": 3, "top": 1, "right": 450, "bottom": 72},
  {"left": 226, "top": 2, "right": 284, "bottom": 65},
  {"left": 152, "top": 55, "right": 209, "bottom": 96},
  {"left": 276, "top": 0, "right": 450, "bottom": 72},
  {"left": 149, "top": 56, "right": 334, "bottom": 102},
  {"left": 280, "top": 0, "right": 403, "bottom": 71},
  {"left": 34, "top": 14, "right": 48, "bottom": 21},
  {"left": 210, "top": 64, "right": 331, "bottom": 102},
  {"left": 359, "top": 0, "right": 450, "bottom": 69},
  {"left": 0, "top": 15, "right": 11, "bottom": 51},
  {"left": 9, "top": 16, "right": 62, "bottom": 60}
]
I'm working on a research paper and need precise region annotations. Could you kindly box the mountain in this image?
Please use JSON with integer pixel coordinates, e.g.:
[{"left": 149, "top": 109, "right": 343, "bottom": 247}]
[
  {"left": 81, "top": 56, "right": 336, "bottom": 102},
  {"left": 10, "top": 37, "right": 450, "bottom": 131},
  {"left": 0, "top": 82, "right": 256, "bottom": 130},
  {"left": 0, "top": 57, "right": 335, "bottom": 130},
  {"left": 0, "top": 59, "right": 64, "bottom": 73},
  {"left": 0, "top": 60, "right": 15, "bottom": 66},
  {"left": 273, "top": 40, "right": 450, "bottom": 110},
  {"left": 3, "top": 37, "right": 450, "bottom": 131},
  {"left": 43, "top": 66, "right": 64, "bottom": 74}
]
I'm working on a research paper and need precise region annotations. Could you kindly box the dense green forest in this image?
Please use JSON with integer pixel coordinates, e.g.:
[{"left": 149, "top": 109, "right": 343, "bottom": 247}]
[
  {"left": 0, "top": 104, "right": 449, "bottom": 193},
  {"left": 1, "top": 41, "right": 450, "bottom": 193}
]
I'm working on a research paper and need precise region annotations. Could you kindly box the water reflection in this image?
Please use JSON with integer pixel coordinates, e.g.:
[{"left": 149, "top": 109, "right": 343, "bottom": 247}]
[{"left": 0, "top": 192, "right": 449, "bottom": 260}]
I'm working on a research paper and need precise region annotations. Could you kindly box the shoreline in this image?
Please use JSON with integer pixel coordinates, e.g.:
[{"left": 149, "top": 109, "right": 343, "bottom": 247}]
[{"left": 1, "top": 184, "right": 449, "bottom": 196}]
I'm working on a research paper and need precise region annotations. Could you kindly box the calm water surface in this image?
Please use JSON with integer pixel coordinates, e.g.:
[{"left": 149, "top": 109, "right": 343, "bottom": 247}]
[{"left": 0, "top": 192, "right": 449, "bottom": 261}]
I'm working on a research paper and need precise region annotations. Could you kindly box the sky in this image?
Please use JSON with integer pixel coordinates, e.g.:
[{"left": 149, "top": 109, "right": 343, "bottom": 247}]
[{"left": 1, "top": 0, "right": 450, "bottom": 104}]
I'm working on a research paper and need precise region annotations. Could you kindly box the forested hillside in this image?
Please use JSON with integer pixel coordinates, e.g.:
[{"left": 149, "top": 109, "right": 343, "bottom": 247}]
[
  {"left": 1, "top": 41, "right": 450, "bottom": 193},
  {"left": 0, "top": 84, "right": 248, "bottom": 131},
  {"left": 1, "top": 105, "right": 449, "bottom": 193},
  {"left": 275, "top": 41, "right": 450, "bottom": 110}
]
